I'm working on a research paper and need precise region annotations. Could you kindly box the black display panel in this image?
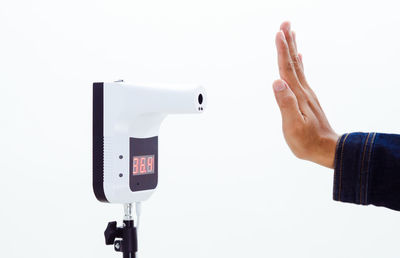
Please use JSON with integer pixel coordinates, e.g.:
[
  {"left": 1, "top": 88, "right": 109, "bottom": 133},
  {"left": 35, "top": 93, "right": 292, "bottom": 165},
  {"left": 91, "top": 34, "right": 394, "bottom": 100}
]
[{"left": 129, "top": 137, "right": 158, "bottom": 192}]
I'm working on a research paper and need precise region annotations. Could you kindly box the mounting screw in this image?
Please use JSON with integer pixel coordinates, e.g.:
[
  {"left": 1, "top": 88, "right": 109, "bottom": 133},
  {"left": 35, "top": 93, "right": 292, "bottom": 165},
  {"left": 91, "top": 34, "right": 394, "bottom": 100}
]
[
  {"left": 119, "top": 155, "right": 123, "bottom": 159},
  {"left": 114, "top": 242, "right": 120, "bottom": 250}
]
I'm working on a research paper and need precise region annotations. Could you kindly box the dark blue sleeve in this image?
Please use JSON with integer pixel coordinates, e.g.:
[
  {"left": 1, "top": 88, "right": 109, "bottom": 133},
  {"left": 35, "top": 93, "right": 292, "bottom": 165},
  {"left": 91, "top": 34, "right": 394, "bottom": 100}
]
[{"left": 333, "top": 132, "right": 400, "bottom": 211}]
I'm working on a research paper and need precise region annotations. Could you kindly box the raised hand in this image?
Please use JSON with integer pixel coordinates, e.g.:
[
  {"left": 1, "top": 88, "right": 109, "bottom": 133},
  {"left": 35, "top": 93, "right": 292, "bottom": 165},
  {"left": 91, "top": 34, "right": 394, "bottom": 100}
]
[{"left": 273, "top": 21, "right": 339, "bottom": 168}]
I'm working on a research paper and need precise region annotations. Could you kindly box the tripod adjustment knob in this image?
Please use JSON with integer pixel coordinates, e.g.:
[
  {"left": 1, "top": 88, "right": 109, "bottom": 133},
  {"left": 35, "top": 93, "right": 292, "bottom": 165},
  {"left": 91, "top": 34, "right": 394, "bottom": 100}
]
[
  {"left": 103, "top": 219, "right": 137, "bottom": 257},
  {"left": 104, "top": 221, "right": 118, "bottom": 245}
]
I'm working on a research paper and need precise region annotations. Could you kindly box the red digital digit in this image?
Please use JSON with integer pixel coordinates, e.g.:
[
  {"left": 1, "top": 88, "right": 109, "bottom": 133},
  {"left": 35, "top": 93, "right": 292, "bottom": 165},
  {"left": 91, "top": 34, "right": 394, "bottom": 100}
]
[
  {"left": 133, "top": 157, "right": 139, "bottom": 175},
  {"left": 140, "top": 157, "right": 146, "bottom": 174},
  {"left": 147, "top": 156, "right": 153, "bottom": 172}
]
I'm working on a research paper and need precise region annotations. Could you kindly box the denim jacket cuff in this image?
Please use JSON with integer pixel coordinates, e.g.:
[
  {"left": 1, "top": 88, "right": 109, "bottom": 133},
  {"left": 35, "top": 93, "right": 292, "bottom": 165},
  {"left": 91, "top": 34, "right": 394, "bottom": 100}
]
[{"left": 333, "top": 132, "right": 377, "bottom": 205}]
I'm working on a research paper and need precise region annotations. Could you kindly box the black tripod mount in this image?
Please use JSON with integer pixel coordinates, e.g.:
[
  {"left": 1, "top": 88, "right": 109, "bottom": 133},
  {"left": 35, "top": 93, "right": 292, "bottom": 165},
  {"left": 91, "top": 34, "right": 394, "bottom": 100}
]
[{"left": 104, "top": 204, "right": 138, "bottom": 258}]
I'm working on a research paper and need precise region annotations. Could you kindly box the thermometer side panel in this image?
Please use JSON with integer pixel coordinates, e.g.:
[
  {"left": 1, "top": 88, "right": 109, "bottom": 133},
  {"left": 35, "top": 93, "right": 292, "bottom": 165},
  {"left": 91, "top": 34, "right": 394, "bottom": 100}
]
[{"left": 93, "top": 82, "right": 108, "bottom": 202}]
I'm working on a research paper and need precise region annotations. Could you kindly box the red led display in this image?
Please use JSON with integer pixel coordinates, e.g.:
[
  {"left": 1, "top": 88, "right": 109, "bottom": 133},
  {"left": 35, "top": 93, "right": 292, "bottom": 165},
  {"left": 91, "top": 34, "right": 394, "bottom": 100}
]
[{"left": 132, "top": 155, "right": 155, "bottom": 175}]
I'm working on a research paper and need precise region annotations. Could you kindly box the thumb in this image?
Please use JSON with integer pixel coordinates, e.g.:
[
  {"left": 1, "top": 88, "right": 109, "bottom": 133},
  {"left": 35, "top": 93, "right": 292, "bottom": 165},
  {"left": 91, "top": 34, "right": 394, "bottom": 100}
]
[{"left": 272, "top": 79, "right": 302, "bottom": 123}]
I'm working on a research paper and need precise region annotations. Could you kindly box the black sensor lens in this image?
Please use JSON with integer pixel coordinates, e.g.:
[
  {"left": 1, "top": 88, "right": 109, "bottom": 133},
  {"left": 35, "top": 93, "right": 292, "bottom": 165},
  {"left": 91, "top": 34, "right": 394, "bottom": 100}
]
[{"left": 198, "top": 94, "right": 203, "bottom": 105}]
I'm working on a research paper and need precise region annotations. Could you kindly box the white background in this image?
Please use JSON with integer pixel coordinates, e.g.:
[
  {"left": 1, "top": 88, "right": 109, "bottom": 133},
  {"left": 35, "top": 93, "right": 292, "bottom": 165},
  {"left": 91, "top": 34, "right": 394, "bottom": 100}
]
[{"left": 1, "top": 0, "right": 400, "bottom": 257}]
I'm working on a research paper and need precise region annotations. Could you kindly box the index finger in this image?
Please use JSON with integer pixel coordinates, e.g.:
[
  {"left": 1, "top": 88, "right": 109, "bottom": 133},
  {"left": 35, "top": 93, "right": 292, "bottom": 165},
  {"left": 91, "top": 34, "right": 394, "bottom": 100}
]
[
  {"left": 275, "top": 30, "right": 304, "bottom": 98},
  {"left": 280, "top": 22, "right": 307, "bottom": 86}
]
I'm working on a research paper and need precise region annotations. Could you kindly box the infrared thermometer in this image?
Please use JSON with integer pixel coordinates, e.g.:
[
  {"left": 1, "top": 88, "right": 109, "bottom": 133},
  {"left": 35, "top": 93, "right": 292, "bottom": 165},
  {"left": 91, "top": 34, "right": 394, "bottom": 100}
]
[{"left": 92, "top": 81, "right": 206, "bottom": 204}]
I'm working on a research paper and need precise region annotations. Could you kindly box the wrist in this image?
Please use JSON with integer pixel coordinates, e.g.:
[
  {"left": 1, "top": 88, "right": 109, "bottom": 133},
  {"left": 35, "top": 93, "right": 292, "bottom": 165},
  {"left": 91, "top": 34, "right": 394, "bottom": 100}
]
[{"left": 314, "top": 133, "right": 340, "bottom": 169}]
